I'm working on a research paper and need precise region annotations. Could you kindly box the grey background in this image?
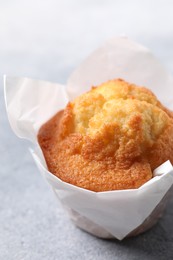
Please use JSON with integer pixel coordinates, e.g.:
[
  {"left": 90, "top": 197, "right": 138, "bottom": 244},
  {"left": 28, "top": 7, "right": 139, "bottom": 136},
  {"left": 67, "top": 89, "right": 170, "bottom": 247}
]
[{"left": 1, "top": 0, "right": 173, "bottom": 259}]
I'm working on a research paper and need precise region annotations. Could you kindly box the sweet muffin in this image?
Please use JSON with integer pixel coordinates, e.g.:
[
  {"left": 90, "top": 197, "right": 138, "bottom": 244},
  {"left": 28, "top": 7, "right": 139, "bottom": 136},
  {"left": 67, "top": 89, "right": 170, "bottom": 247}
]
[{"left": 38, "top": 79, "right": 173, "bottom": 192}]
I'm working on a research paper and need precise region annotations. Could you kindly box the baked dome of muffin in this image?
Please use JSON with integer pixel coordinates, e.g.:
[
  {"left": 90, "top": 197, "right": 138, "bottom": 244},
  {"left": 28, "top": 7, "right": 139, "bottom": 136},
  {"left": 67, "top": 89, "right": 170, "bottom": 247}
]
[{"left": 38, "top": 79, "right": 173, "bottom": 192}]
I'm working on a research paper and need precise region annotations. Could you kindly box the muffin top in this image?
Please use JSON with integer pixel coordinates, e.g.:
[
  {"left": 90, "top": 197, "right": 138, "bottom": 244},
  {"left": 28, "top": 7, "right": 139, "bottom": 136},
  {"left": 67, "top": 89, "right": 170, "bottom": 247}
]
[{"left": 38, "top": 79, "right": 173, "bottom": 192}]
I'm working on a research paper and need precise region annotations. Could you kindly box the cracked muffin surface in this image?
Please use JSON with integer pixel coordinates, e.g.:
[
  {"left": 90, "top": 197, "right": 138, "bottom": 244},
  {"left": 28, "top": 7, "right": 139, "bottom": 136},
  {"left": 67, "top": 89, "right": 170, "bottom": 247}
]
[{"left": 38, "top": 79, "right": 173, "bottom": 191}]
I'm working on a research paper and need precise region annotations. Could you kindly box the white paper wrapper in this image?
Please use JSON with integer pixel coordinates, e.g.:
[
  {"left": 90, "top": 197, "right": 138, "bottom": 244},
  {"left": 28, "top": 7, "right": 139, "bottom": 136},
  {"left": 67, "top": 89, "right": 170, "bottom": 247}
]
[{"left": 4, "top": 37, "right": 173, "bottom": 240}]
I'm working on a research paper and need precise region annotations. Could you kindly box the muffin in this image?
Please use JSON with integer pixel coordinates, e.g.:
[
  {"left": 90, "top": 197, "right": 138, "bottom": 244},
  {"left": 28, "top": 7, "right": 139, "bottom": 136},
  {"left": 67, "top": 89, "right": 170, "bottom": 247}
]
[{"left": 38, "top": 79, "right": 173, "bottom": 192}]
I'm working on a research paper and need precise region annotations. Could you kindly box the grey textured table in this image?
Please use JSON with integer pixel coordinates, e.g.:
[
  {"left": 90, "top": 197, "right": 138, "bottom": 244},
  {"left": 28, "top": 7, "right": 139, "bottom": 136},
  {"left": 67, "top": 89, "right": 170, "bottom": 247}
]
[{"left": 1, "top": 1, "right": 173, "bottom": 259}]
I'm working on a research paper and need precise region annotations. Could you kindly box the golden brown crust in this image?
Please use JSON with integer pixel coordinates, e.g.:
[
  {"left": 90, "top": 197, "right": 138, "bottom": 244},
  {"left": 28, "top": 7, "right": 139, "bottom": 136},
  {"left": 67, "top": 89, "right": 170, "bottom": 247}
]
[{"left": 38, "top": 79, "right": 173, "bottom": 192}]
